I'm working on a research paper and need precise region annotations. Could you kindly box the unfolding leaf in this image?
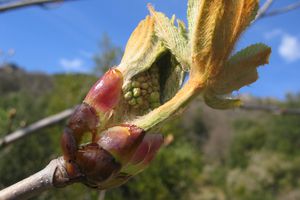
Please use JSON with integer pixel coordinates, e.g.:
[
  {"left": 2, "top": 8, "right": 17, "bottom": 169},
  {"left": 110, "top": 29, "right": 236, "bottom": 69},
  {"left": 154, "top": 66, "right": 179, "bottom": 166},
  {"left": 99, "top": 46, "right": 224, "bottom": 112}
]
[
  {"left": 213, "top": 0, "right": 259, "bottom": 61},
  {"left": 211, "top": 43, "right": 271, "bottom": 94},
  {"left": 191, "top": 0, "right": 258, "bottom": 76},
  {"left": 177, "top": 19, "right": 188, "bottom": 40},
  {"left": 204, "top": 91, "right": 241, "bottom": 109},
  {"left": 148, "top": 5, "right": 190, "bottom": 71},
  {"left": 171, "top": 14, "right": 176, "bottom": 24},
  {"left": 119, "top": 16, "right": 166, "bottom": 83},
  {"left": 187, "top": 0, "right": 201, "bottom": 40},
  {"left": 226, "top": 43, "right": 271, "bottom": 69}
]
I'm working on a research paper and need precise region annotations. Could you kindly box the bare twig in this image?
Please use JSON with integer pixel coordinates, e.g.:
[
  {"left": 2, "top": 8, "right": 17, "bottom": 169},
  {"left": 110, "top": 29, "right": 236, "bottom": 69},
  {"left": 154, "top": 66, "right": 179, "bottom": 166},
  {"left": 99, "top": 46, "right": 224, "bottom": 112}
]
[
  {"left": 98, "top": 190, "right": 106, "bottom": 200},
  {"left": 254, "top": 0, "right": 300, "bottom": 22},
  {"left": 0, "top": 108, "right": 74, "bottom": 149},
  {"left": 2, "top": 102, "right": 300, "bottom": 150},
  {"left": 0, "top": 0, "right": 77, "bottom": 13},
  {"left": 263, "top": 1, "right": 300, "bottom": 18},
  {"left": 0, "top": 157, "right": 73, "bottom": 200},
  {"left": 254, "top": 0, "right": 275, "bottom": 22},
  {"left": 240, "top": 104, "right": 300, "bottom": 116}
]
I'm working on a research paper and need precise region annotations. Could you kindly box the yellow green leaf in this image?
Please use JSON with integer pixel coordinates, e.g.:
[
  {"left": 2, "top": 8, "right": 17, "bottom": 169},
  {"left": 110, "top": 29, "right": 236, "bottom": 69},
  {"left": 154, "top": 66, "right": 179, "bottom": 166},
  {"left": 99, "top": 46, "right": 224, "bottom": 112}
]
[
  {"left": 119, "top": 16, "right": 166, "bottom": 82},
  {"left": 187, "top": 0, "right": 201, "bottom": 40},
  {"left": 226, "top": 43, "right": 271, "bottom": 69},
  {"left": 148, "top": 5, "right": 190, "bottom": 71},
  {"left": 211, "top": 43, "right": 271, "bottom": 94},
  {"left": 177, "top": 19, "right": 188, "bottom": 40},
  {"left": 204, "top": 91, "right": 241, "bottom": 109},
  {"left": 213, "top": 0, "right": 259, "bottom": 61},
  {"left": 191, "top": 0, "right": 259, "bottom": 77}
]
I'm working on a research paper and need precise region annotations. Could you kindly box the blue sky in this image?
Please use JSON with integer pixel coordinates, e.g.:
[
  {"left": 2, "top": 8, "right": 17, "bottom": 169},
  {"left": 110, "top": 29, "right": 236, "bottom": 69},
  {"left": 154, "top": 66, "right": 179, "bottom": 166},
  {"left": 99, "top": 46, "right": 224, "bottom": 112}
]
[{"left": 0, "top": 0, "right": 300, "bottom": 99}]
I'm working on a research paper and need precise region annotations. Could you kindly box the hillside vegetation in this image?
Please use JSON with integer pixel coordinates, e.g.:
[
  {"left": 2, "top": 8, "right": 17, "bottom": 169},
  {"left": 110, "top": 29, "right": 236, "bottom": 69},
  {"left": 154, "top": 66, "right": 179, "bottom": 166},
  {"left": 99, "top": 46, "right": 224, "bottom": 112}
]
[{"left": 1, "top": 64, "right": 300, "bottom": 200}]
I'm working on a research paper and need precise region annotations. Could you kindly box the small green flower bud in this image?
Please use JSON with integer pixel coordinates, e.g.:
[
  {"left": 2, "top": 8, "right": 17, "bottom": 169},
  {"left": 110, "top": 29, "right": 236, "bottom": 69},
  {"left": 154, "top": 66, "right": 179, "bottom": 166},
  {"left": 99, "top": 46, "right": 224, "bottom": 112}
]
[
  {"left": 133, "top": 88, "right": 141, "bottom": 97},
  {"left": 150, "top": 92, "right": 160, "bottom": 102},
  {"left": 124, "top": 92, "right": 133, "bottom": 100},
  {"left": 146, "top": 76, "right": 151, "bottom": 82},
  {"left": 141, "top": 89, "right": 147, "bottom": 96},
  {"left": 141, "top": 83, "right": 149, "bottom": 89},
  {"left": 128, "top": 99, "right": 137, "bottom": 106},
  {"left": 153, "top": 86, "right": 160, "bottom": 92},
  {"left": 147, "top": 87, "right": 153, "bottom": 93},
  {"left": 132, "top": 81, "right": 140, "bottom": 88},
  {"left": 152, "top": 81, "right": 159, "bottom": 88},
  {"left": 136, "top": 97, "right": 143, "bottom": 105},
  {"left": 137, "top": 76, "right": 146, "bottom": 82},
  {"left": 153, "top": 79, "right": 158, "bottom": 84}
]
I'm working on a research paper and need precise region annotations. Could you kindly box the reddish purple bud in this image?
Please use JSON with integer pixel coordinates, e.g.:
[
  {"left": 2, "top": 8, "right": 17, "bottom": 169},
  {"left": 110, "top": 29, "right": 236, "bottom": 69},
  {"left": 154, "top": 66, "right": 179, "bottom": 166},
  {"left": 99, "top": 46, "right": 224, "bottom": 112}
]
[
  {"left": 76, "top": 143, "right": 121, "bottom": 184},
  {"left": 122, "top": 133, "right": 163, "bottom": 175},
  {"left": 129, "top": 136, "right": 151, "bottom": 165},
  {"left": 61, "top": 103, "right": 99, "bottom": 178},
  {"left": 133, "top": 133, "right": 163, "bottom": 164},
  {"left": 97, "top": 124, "right": 145, "bottom": 164},
  {"left": 139, "top": 134, "right": 163, "bottom": 166},
  {"left": 61, "top": 127, "right": 83, "bottom": 178},
  {"left": 61, "top": 127, "right": 77, "bottom": 163},
  {"left": 67, "top": 103, "right": 98, "bottom": 142},
  {"left": 84, "top": 69, "right": 123, "bottom": 113}
]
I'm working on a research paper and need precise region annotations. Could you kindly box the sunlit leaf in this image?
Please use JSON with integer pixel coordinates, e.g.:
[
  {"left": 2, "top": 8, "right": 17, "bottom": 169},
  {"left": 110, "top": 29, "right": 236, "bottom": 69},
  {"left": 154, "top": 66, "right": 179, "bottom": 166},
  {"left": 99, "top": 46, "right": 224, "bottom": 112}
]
[
  {"left": 204, "top": 91, "right": 241, "bottom": 109},
  {"left": 148, "top": 5, "right": 190, "bottom": 71},
  {"left": 211, "top": 43, "right": 271, "bottom": 94},
  {"left": 119, "top": 16, "right": 166, "bottom": 82}
]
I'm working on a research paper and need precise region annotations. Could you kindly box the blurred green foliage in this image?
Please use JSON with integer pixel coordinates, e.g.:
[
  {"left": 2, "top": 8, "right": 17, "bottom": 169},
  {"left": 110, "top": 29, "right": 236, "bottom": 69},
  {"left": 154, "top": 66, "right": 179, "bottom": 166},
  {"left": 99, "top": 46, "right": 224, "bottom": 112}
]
[
  {"left": 195, "top": 101, "right": 300, "bottom": 200},
  {"left": 1, "top": 64, "right": 300, "bottom": 200}
]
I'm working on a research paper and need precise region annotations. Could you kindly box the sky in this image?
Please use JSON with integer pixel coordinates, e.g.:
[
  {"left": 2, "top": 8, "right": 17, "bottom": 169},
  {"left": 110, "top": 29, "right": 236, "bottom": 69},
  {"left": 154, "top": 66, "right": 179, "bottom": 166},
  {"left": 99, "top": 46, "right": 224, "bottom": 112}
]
[{"left": 0, "top": 0, "right": 300, "bottom": 100}]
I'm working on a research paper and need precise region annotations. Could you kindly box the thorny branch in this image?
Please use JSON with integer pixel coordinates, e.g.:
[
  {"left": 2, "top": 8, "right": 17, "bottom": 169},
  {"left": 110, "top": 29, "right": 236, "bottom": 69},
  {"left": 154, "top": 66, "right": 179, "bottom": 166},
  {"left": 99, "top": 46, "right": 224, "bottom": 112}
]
[{"left": 0, "top": 0, "right": 77, "bottom": 13}]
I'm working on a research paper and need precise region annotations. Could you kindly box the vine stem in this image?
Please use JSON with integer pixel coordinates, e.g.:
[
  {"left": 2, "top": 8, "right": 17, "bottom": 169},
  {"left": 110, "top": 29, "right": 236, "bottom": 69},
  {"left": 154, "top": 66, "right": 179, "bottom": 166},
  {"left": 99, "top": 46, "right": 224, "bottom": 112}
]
[{"left": 0, "top": 157, "right": 73, "bottom": 200}]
